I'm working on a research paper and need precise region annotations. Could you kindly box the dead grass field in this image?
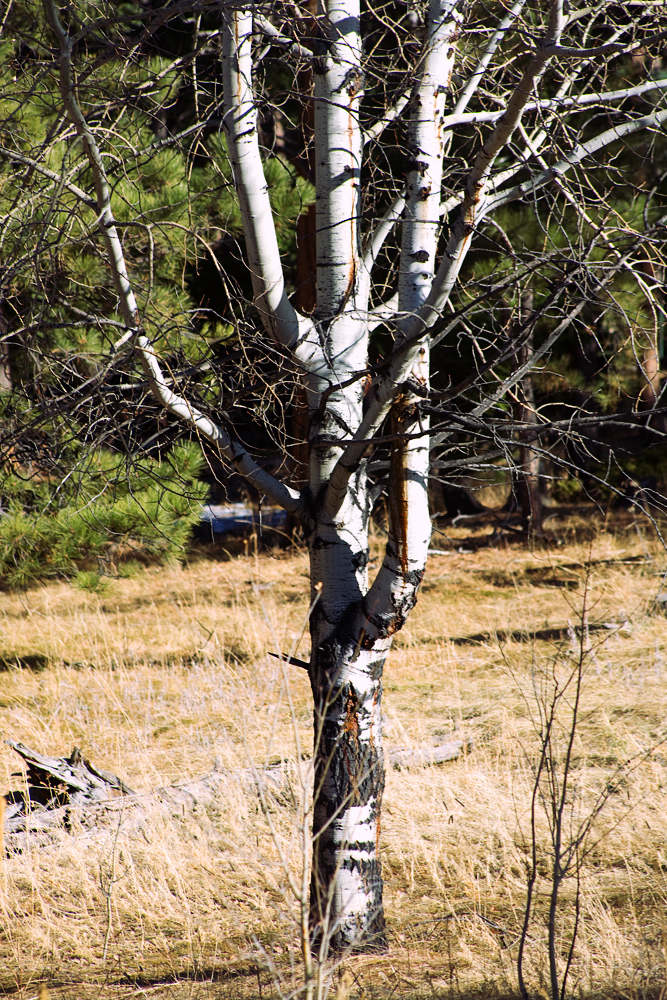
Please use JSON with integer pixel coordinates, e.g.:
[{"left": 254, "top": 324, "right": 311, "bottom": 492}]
[{"left": 2, "top": 513, "right": 667, "bottom": 1000}]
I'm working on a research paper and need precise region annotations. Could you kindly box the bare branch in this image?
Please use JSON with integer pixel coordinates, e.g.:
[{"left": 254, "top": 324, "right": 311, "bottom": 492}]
[
  {"left": 452, "top": 0, "right": 527, "bottom": 116},
  {"left": 0, "top": 146, "right": 96, "bottom": 208},
  {"left": 470, "top": 226, "right": 665, "bottom": 420},
  {"left": 369, "top": 292, "right": 399, "bottom": 332},
  {"left": 442, "top": 77, "right": 667, "bottom": 131},
  {"left": 254, "top": 14, "right": 315, "bottom": 60},
  {"left": 401, "top": 0, "right": 565, "bottom": 341},
  {"left": 221, "top": 4, "right": 321, "bottom": 368},
  {"left": 361, "top": 191, "right": 405, "bottom": 277},
  {"left": 544, "top": 28, "right": 667, "bottom": 59},
  {"left": 487, "top": 109, "right": 667, "bottom": 213},
  {"left": 136, "top": 337, "right": 302, "bottom": 512},
  {"left": 363, "top": 90, "right": 411, "bottom": 145}
]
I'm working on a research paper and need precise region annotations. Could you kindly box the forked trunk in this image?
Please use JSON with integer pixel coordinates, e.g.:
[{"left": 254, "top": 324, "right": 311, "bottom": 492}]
[
  {"left": 304, "top": 0, "right": 456, "bottom": 952},
  {"left": 306, "top": 431, "right": 430, "bottom": 953}
]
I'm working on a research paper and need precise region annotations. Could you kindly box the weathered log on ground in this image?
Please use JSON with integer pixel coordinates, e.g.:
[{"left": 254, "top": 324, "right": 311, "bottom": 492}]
[
  {"left": 3, "top": 737, "right": 470, "bottom": 851},
  {"left": 6, "top": 739, "right": 135, "bottom": 807},
  {"left": 389, "top": 739, "right": 470, "bottom": 769},
  {"left": 4, "top": 740, "right": 288, "bottom": 852}
]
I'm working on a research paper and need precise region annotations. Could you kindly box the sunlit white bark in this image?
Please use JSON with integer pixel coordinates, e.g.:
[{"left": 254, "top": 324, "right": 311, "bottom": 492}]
[
  {"left": 403, "top": 0, "right": 564, "bottom": 339},
  {"left": 221, "top": 6, "right": 321, "bottom": 367}
]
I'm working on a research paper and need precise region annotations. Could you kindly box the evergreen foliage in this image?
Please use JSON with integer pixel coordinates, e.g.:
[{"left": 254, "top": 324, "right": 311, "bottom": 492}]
[
  {"left": 0, "top": 0, "right": 665, "bottom": 590},
  {"left": 0, "top": 442, "right": 208, "bottom": 589}
]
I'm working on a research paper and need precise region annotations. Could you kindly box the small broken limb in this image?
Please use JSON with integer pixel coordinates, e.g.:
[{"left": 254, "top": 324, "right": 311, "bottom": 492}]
[{"left": 268, "top": 650, "right": 311, "bottom": 670}]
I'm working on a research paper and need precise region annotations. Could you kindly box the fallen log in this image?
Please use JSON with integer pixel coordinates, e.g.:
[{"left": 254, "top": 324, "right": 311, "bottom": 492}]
[
  {"left": 4, "top": 740, "right": 288, "bottom": 852},
  {"left": 4, "top": 736, "right": 470, "bottom": 851},
  {"left": 389, "top": 740, "right": 470, "bottom": 769}
]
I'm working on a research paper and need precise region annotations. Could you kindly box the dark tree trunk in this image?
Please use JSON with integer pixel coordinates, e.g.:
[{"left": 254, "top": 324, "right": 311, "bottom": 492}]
[{"left": 515, "top": 290, "right": 542, "bottom": 535}]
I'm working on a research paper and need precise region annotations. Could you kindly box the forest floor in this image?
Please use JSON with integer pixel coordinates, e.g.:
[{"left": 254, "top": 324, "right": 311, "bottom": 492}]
[{"left": 1, "top": 508, "right": 667, "bottom": 1000}]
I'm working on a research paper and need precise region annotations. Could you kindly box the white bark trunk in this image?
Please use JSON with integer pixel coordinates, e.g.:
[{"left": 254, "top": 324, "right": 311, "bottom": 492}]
[
  {"left": 306, "top": 0, "right": 388, "bottom": 951},
  {"left": 363, "top": 0, "right": 459, "bottom": 649},
  {"left": 307, "top": 0, "right": 459, "bottom": 953}
]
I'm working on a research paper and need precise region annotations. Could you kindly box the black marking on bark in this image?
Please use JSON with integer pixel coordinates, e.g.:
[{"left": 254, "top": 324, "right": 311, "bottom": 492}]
[
  {"left": 369, "top": 658, "right": 384, "bottom": 680},
  {"left": 311, "top": 534, "right": 336, "bottom": 550},
  {"left": 403, "top": 568, "right": 425, "bottom": 588},
  {"left": 351, "top": 549, "right": 369, "bottom": 572},
  {"left": 406, "top": 158, "right": 429, "bottom": 175},
  {"left": 309, "top": 630, "right": 387, "bottom": 952}
]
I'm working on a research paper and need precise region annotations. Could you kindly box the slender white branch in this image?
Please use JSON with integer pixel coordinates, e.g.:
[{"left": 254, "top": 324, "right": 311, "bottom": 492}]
[
  {"left": 43, "top": 0, "right": 140, "bottom": 331},
  {"left": 397, "top": 0, "right": 461, "bottom": 332},
  {"left": 487, "top": 109, "right": 667, "bottom": 213},
  {"left": 254, "top": 14, "right": 315, "bottom": 60},
  {"left": 221, "top": 5, "right": 321, "bottom": 367},
  {"left": 438, "top": 24, "right": 628, "bottom": 218},
  {"left": 545, "top": 28, "right": 667, "bottom": 59},
  {"left": 360, "top": 0, "right": 461, "bottom": 623},
  {"left": 441, "top": 77, "right": 667, "bottom": 131},
  {"left": 363, "top": 90, "right": 411, "bottom": 145},
  {"left": 452, "top": 0, "right": 526, "bottom": 116},
  {"left": 136, "top": 338, "right": 302, "bottom": 512},
  {"left": 313, "top": 0, "right": 364, "bottom": 320},
  {"left": 308, "top": 0, "right": 368, "bottom": 498},
  {"left": 0, "top": 146, "right": 96, "bottom": 207},
  {"left": 369, "top": 292, "right": 399, "bottom": 332},
  {"left": 360, "top": 191, "right": 405, "bottom": 278},
  {"left": 397, "top": 0, "right": 563, "bottom": 343}
]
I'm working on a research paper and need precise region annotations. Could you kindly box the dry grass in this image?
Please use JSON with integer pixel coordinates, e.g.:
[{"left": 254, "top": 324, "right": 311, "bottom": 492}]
[{"left": 2, "top": 517, "right": 667, "bottom": 1000}]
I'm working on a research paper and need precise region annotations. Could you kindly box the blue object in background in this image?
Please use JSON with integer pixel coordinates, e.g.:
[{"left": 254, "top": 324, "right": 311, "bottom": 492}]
[{"left": 200, "top": 503, "right": 288, "bottom": 536}]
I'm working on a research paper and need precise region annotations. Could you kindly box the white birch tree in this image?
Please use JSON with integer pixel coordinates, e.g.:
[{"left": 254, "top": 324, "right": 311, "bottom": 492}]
[{"left": 5, "top": 0, "right": 667, "bottom": 954}]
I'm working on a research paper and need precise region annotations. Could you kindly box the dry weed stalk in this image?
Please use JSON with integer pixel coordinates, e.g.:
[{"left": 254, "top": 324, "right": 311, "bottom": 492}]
[{"left": 512, "top": 562, "right": 666, "bottom": 1000}]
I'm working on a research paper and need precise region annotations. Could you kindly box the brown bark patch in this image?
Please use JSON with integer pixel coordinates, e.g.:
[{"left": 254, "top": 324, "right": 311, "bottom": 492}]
[
  {"left": 342, "top": 689, "right": 359, "bottom": 740},
  {"left": 388, "top": 396, "right": 411, "bottom": 577}
]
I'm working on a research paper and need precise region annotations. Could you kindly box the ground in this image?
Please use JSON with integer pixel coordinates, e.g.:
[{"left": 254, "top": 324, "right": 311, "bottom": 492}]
[{"left": 1, "top": 510, "right": 667, "bottom": 1000}]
